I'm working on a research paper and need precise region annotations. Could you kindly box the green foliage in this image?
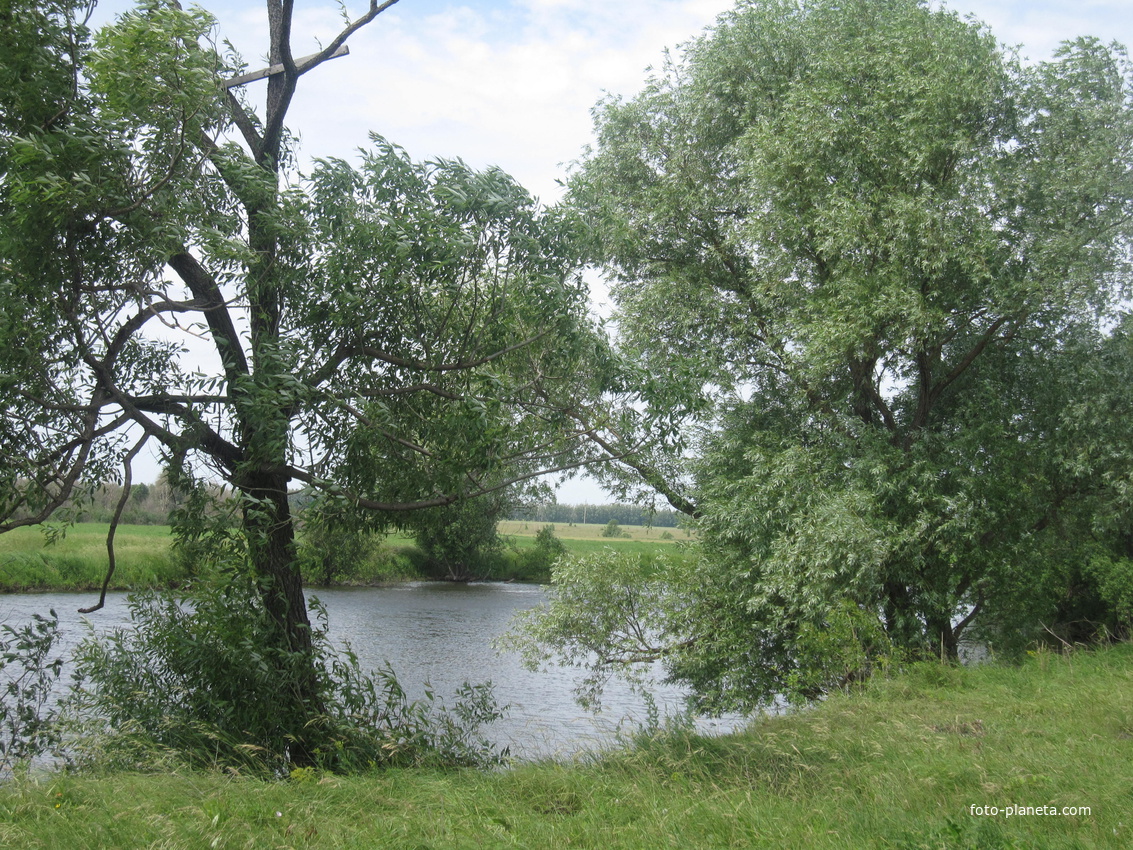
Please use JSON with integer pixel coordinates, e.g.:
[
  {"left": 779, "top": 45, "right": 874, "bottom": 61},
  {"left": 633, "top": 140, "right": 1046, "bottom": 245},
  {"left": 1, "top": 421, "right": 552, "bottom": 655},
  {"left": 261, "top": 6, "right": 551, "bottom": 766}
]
[
  {"left": 290, "top": 141, "right": 603, "bottom": 517},
  {"left": 71, "top": 575, "right": 507, "bottom": 775},
  {"left": 501, "top": 552, "right": 688, "bottom": 710},
  {"left": 1086, "top": 552, "right": 1133, "bottom": 628},
  {"left": 297, "top": 521, "right": 380, "bottom": 586},
  {"left": 552, "top": 0, "right": 1133, "bottom": 710},
  {"left": 786, "top": 599, "right": 902, "bottom": 703},
  {"left": 599, "top": 518, "right": 623, "bottom": 538},
  {"left": 0, "top": 611, "right": 67, "bottom": 773},
  {"left": 402, "top": 491, "right": 512, "bottom": 581},
  {"left": 508, "top": 524, "right": 568, "bottom": 580},
  {"left": 533, "top": 524, "right": 563, "bottom": 551},
  {"left": 2, "top": 0, "right": 604, "bottom": 757}
]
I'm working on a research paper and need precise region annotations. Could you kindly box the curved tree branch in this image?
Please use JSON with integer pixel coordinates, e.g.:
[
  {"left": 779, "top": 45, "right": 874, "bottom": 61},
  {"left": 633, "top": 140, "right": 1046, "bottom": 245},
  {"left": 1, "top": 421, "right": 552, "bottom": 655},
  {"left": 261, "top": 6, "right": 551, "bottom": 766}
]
[{"left": 79, "top": 433, "right": 149, "bottom": 614}]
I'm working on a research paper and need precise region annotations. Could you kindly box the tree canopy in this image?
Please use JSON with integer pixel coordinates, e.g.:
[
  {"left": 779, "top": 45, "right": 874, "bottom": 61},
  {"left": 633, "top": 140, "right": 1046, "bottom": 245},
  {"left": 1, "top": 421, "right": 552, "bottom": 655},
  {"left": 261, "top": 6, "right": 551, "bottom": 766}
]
[
  {"left": 0, "top": 0, "right": 608, "bottom": 762},
  {"left": 514, "top": 0, "right": 1133, "bottom": 713}
]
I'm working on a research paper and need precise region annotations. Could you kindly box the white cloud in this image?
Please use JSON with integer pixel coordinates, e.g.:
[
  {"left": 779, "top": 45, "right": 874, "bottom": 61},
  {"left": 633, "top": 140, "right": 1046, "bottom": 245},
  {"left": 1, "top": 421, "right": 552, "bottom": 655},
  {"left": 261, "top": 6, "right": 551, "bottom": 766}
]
[
  {"left": 276, "top": 0, "right": 1130, "bottom": 203},
  {"left": 259, "top": 1, "right": 739, "bottom": 199},
  {"left": 95, "top": 0, "right": 1129, "bottom": 200}
]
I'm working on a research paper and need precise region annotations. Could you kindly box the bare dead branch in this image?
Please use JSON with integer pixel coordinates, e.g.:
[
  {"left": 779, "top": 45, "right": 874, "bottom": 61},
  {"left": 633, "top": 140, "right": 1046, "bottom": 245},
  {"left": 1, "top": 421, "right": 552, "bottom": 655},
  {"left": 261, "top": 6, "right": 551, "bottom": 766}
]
[{"left": 79, "top": 434, "right": 149, "bottom": 614}]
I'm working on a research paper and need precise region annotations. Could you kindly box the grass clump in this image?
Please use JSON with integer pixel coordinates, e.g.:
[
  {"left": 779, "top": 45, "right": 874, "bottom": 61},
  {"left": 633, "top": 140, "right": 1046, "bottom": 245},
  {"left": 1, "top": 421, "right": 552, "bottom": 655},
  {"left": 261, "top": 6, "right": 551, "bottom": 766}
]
[
  {"left": 64, "top": 571, "right": 506, "bottom": 778},
  {"left": 3, "top": 643, "right": 1131, "bottom": 847}
]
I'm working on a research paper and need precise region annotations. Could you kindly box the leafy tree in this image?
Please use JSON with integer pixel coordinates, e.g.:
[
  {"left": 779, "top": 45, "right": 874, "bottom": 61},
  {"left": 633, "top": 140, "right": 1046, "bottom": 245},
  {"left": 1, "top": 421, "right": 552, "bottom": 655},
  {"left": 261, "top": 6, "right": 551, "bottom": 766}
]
[
  {"left": 600, "top": 518, "right": 622, "bottom": 538},
  {"left": 0, "top": 611, "right": 67, "bottom": 773},
  {"left": 0, "top": 0, "right": 603, "bottom": 763},
  {"left": 297, "top": 515, "right": 378, "bottom": 586},
  {"left": 406, "top": 489, "right": 513, "bottom": 581},
  {"left": 533, "top": 524, "right": 566, "bottom": 558},
  {"left": 515, "top": 0, "right": 1133, "bottom": 713},
  {"left": 507, "top": 524, "right": 567, "bottom": 578}
]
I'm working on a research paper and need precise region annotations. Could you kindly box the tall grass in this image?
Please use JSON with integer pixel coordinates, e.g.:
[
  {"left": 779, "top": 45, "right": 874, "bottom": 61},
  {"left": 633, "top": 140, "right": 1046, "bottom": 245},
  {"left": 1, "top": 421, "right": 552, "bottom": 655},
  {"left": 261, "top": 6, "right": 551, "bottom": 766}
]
[
  {"left": 2, "top": 643, "right": 1129, "bottom": 847},
  {"left": 0, "top": 525, "right": 182, "bottom": 592}
]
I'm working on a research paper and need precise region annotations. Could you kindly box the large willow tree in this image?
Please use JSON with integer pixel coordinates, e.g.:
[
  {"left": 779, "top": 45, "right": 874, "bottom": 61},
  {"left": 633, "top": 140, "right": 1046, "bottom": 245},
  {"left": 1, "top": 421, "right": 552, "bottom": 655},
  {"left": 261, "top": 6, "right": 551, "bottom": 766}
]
[
  {"left": 0, "top": 0, "right": 605, "bottom": 756},
  {"left": 513, "top": 0, "right": 1133, "bottom": 713}
]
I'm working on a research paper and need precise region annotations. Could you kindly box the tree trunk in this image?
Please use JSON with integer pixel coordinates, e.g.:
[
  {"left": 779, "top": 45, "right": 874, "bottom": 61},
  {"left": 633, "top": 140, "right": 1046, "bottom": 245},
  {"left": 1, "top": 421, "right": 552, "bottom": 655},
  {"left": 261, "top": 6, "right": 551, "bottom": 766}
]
[
  {"left": 239, "top": 464, "right": 326, "bottom": 766},
  {"left": 924, "top": 613, "right": 959, "bottom": 661},
  {"left": 242, "top": 472, "right": 311, "bottom": 650}
]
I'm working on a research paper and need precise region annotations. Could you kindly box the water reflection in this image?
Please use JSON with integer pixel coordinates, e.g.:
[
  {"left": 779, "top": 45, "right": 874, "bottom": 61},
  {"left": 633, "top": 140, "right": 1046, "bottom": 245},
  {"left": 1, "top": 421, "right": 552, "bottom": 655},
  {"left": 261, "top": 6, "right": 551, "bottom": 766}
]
[{"left": 1, "top": 583, "right": 744, "bottom": 759}]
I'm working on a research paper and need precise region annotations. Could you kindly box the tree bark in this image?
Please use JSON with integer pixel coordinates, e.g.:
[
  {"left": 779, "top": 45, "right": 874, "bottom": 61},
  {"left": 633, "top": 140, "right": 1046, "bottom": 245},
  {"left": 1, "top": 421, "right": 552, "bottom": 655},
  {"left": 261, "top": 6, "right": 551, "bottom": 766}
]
[
  {"left": 241, "top": 470, "right": 310, "bottom": 651},
  {"left": 238, "top": 462, "right": 325, "bottom": 766},
  {"left": 925, "top": 613, "right": 960, "bottom": 661}
]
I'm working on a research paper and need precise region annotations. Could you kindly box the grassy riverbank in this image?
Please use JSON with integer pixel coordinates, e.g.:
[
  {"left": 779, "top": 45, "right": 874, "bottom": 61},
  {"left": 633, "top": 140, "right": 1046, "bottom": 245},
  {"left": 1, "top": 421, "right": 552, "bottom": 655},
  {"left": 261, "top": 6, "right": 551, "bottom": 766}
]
[
  {"left": 2, "top": 644, "right": 1130, "bottom": 848},
  {"left": 0, "top": 523, "right": 680, "bottom": 592},
  {"left": 0, "top": 524, "right": 182, "bottom": 592}
]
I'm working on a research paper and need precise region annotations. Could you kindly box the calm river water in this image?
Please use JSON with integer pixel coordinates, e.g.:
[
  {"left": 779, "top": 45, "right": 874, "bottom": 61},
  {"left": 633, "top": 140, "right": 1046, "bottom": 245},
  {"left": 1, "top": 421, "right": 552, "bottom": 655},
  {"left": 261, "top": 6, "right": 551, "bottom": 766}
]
[{"left": 0, "top": 583, "right": 743, "bottom": 759}]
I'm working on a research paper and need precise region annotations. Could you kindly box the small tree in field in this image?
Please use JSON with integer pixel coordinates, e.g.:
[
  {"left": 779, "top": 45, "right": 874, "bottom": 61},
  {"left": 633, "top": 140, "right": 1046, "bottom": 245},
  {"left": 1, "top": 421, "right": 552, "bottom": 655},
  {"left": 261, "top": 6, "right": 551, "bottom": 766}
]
[{"left": 407, "top": 490, "right": 513, "bottom": 581}]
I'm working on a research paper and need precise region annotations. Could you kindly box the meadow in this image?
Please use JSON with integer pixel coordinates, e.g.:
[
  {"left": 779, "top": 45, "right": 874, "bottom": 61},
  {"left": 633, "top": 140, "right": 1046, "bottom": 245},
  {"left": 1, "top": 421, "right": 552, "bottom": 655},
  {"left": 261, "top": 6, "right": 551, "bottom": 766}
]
[
  {"left": 0, "top": 522, "right": 681, "bottom": 591},
  {"left": 0, "top": 524, "right": 181, "bottom": 592},
  {"left": 1, "top": 643, "right": 1128, "bottom": 848},
  {"left": 499, "top": 520, "right": 689, "bottom": 560}
]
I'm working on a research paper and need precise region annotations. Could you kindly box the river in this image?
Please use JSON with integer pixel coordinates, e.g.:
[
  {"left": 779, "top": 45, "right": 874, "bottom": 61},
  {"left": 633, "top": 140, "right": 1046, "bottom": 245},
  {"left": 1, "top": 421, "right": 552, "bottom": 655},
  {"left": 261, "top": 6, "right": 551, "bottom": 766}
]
[{"left": 0, "top": 583, "right": 743, "bottom": 760}]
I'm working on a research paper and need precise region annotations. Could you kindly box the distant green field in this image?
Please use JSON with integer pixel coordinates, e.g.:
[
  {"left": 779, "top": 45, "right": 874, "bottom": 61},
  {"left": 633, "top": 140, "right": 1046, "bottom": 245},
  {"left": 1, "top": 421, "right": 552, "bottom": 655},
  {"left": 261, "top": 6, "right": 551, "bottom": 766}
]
[
  {"left": 0, "top": 524, "right": 180, "bottom": 592},
  {"left": 499, "top": 520, "right": 690, "bottom": 558},
  {"left": 1, "top": 521, "right": 681, "bottom": 591},
  {"left": 499, "top": 520, "right": 689, "bottom": 542}
]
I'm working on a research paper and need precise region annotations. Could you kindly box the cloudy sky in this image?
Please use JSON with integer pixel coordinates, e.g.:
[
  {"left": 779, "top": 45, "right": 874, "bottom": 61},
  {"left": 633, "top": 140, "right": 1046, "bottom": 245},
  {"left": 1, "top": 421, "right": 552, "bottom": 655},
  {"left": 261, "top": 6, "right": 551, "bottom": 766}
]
[
  {"left": 95, "top": 0, "right": 1133, "bottom": 203},
  {"left": 90, "top": 0, "right": 1131, "bottom": 498}
]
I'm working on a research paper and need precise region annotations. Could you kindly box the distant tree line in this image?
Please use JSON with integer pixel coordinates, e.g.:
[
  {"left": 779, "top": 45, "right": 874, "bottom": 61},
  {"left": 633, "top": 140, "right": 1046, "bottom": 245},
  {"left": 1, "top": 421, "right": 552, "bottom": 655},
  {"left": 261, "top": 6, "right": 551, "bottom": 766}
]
[
  {"left": 6, "top": 476, "right": 227, "bottom": 527},
  {"left": 509, "top": 503, "right": 682, "bottom": 529},
  {"left": 30, "top": 481, "right": 683, "bottom": 535}
]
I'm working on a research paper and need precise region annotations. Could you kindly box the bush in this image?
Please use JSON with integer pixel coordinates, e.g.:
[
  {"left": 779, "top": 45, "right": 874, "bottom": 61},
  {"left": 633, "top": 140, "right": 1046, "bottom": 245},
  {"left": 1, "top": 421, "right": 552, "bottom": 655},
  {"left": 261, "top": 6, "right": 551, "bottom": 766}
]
[
  {"left": 785, "top": 599, "right": 901, "bottom": 703},
  {"left": 409, "top": 494, "right": 510, "bottom": 581},
  {"left": 600, "top": 519, "right": 621, "bottom": 538},
  {"left": 0, "top": 611, "right": 67, "bottom": 773},
  {"left": 298, "top": 522, "right": 379, "bottom": 585},
  {"left": 520, "top": 525, "right": 567, "bottom": 575},
  {"left": 71, "top": 574, "right": 507, "bottom": 775}
]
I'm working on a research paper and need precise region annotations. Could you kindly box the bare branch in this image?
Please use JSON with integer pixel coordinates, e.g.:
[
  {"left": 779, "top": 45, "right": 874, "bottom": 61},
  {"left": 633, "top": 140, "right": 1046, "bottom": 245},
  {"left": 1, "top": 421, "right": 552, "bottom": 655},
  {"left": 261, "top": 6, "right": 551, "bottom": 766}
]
[
  {"left": 79, "top": 434, "right": 148, "bottom": 614},
  {"left": 167, "top": 250, "right": 251, "bottom": 381}
]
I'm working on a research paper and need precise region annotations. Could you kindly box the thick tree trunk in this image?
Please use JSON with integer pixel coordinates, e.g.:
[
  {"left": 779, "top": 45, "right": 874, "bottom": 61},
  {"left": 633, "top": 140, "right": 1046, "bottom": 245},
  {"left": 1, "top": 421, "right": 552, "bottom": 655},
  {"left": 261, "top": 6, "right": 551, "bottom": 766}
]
[
  {"left": 242, "top": 471, "right": 312, "bottom": 651},
  {"left": 239, "top": 465, "right": 326, "bottom": 766}
]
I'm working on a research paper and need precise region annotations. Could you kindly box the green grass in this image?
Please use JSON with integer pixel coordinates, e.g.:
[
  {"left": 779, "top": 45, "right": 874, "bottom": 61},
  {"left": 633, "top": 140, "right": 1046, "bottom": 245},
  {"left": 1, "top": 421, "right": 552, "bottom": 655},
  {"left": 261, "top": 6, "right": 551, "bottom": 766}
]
[
  {"left": 500, "top": 520, "right": 689, "bottom": 544},
  {"left": 1, "top": 523, "right": 673, "bottom": 591},
  {"left": 0, "top": 524, "right": 183, "bottom": 592},
  {"left": 3, "top": 644, "right": 1131, "bottom": 847},
  {"left": 499, "top": 521, "right": 688, "bottom": 566}
]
